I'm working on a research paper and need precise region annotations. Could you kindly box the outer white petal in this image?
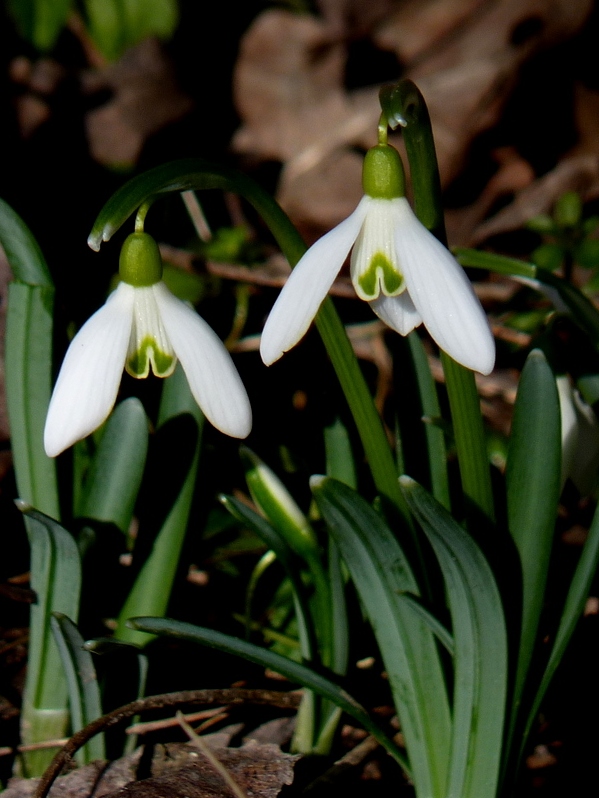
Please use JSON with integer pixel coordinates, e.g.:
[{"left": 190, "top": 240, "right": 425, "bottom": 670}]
[
  {"left": 44, "top": 283, "right": 134, "bottom": 457},
  {"left": 260, "top": 196, "right": 371, "bottom": 365},
  {"left": 153, "top": 283, "right": 252, "bottom": 438},
  {"left": 394, "top": 198, "right": 495, "bottom": 375},
  {"left": 369, "top": 291, "right": 422, "bottom": 335}
]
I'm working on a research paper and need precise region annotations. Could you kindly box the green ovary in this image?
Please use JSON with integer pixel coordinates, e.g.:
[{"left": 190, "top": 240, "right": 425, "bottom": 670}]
[
  {"left": 357, "top": 252, "right": 404, "bottom": 298},
  {"left": 126, "top": 336, "right": 176, "bottom": 378}
]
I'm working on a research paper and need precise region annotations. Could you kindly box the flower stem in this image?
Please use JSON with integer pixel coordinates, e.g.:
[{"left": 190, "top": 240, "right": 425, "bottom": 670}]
[{"left": 380, "top": 80, "right": 494, "bottom": 521}]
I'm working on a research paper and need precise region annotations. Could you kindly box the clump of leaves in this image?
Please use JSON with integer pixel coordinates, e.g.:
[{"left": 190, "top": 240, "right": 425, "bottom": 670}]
[
  {"left": 527, "top": 191, "right": 599, "bottom": 282},
  {"left": 7, "top": 0, "right": 179, "bottom": 61}
]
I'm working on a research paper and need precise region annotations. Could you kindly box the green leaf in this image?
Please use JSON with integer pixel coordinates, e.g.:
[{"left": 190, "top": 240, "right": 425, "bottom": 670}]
[
  {"left": 407, "top": 332, "right": 450, "bottom": 509},
  {"left": 162, "top": 263, "right": 205, "bottom": 304},
  {"left": 575, "top": 238, "right": 599, "bottom": 269},
  {"left": 115, "top": 365, "right": 203, "bottom": 645},
  {"left": 7, "top": 0, "right": 73, "bottom": 52},
  {"left": 50, "top": 614, "right": 105, "bottom": 763},
  {"left": 324, "top": 417, "right": 357, "bottom": 489},
  {"left": 78, "top": 398, "right": 149, "bottom": 534},
  {"left": 241, "top": 447, "right": 318, "bottom": 562},
  {"left": 17, "top": 504, "right": 81, "bottom": 775},
  {"left": 83, "top": 0, "right": 179, "bottom": 62},
  {"left": 122, "top": 0, "right": 178, "bottom": 41},
  {"left": 219, "top": 495, "right": 316, "bottom": 662},
  {"left": 521, "top": 493, "right": 599, "bottom": 760},
  {"left": 239, "top": 447, "right": 333, "bottom": 670},
  {"left": 5, "top": 284, "right": 60, "bottom": 519},
  {"left": 396, "top": 593, "right": 454, "bottom": 656},
  {"left": 455, "top": 249, "right": 599, "bottom": 350},
  {"left": 455, "top": 249, "right": 536, "bottom": 279},
  {"left": 505, "top": 350, "right": 561, "bottom": 756},
  {"left": 127, "top": 615, "right": 407, "bottom": 771},
  {"left": 532, "top": 243, "right": 564, "bottom": 272},
  {"left": 312, "top": 476, "right": 451, "bottom": 798},
  {"left": 441, "top": 353, "right": 494, "bottom": 522},
  {"left": 525, "top": 214, "right": 557, "bottom": 235},
  {"left": 0, "top": 197, "right": 53, "bottom": 286},
  {"left": 401, "top": 476, "right": 508, "bottom": 798},
  {"left": 1, "top": 199, "right": 59, "bottom": 519},
  {"left": 554, "top": 191, "right": 582, "bottom": 228},
  {"left": 83, "top": 0, "right": 125, "bottom": 61}
]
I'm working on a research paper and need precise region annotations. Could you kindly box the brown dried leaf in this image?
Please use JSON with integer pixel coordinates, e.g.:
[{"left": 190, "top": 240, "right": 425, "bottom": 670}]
[
  {"left": 102, "top": 740, "right": 298, "bottom": 798},
  {"left": 395, "top": 0, "right": 594, "bottom": 186},
  {"left": 469, "top": 153, "right": 599, "bottom": 245},
  {"left": 4, "top": 739, "right": 298, "bottom": 798},
  {"left": 82, "top": 38, "right": 193, "bottom": 168},
  {"left": 232, "top": 1, "right": 593, "bottom": 233}
]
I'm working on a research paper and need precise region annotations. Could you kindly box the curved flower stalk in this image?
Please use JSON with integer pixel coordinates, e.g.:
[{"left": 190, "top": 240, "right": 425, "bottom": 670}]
[
  {"left": 44, "top": 232, "right": 251, "bottom": 457},
  {"left": 260, "top": 143, "right": 495, "bottom": 376}
]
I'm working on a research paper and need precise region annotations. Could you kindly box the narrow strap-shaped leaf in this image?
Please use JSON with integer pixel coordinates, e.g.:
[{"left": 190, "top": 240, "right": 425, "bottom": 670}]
[
  {"left": 219, "top": 494, "right": 317, "bottom": 662},
  {"left": 16, "top": 503, "right": 81, "bottom": 774},
  {"left": 407, "top": 332, "right": 450, "bottom": 509},
  {"left": 240, "top": 449, "right": 332, "bottom": 667},
  {"left": 323, "top": 420, "right": 351, "bottom": 675},
  {"left": 442, "top": 352, "right": 495, "bottom": 521},
  {"left": 324, "top": 417, "right": 357, "bottom": 489},
  {"left": 505, "top": 350, "right": 561, "bottom": 755},
  {"left": 50, "top": 614, "right": 105, "bottom": 763},
  {"left": 401, "top": 476, "right": 508, "bottom": 798},
  {"left": 379, "top": 81, "right": 494, "bottom": 522},
  {"left": 6, "top": 284, "right": 60, "bottom": 519},
  {"left": 1, "top": 198, "right": 59, "bottom": 517},
  {"left": 396, "top": 593, "right": 454, "bottom": 656},
  {"left": 456, "top": 248, "right": 599, "bottom": 351},
  {"left": 78, "top": 398, "right": 149, "bottom": 534},
  {"left": 0, "top": 196, "right": 53, "bottom": 286},
  {"left": 115, "top": 365, "right": 203, "bottom": 645},
  {"left": 520, "top": 492, "right": 599, "bottom": 764},
  {"left": 312, "top": 476, "right": 451, "bottom": 798},
  {"left": 127, "top": 615, "right": 407, "bottom": 771}
]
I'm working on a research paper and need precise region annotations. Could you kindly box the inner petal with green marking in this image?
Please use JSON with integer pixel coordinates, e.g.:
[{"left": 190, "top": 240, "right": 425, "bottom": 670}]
[
  {"left": 125, "top": 285, "right": 176, "bottom": 379},
  {"left": 350, "top": 198, "right": 406, "bottom": 300},
  {"left": 126, "top": 336, "right": 176, "bottom": 378},
  {"left": 356, "top": 251, "right": 405, "bottom": 299}
]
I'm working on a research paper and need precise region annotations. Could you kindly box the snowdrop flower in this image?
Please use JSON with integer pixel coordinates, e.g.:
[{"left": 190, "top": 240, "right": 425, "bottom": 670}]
[
  {"left": 44, "top": 231, "right": 251, "bottom": 457},
  {"left": 260, "top": 143, "right": 495, "bottom": 375},
  {"left": 557, "top": 375, "right": 599, "bottom": 495}
]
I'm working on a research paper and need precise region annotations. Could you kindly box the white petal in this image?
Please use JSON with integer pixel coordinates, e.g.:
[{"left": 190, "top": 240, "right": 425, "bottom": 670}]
[
  {"left": 369, "top": 291, "right": 422, "bottom": 335},
  {"left": 153, "top": 283, "right": 252, "bottom": 438},
  {"left": 394, "top": 199, "right": 495, "bottom": 375},
  {"left": 260, "top": 196, "right": 371, "bottom": 365},
  {"left": 44, "top": 283, "right": 134, "bottom": 457}
]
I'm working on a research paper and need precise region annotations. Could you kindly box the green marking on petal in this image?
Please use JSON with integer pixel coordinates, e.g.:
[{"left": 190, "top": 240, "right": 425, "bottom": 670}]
[
  {"left": 126, "top": 336, "right": 176, "bottom": 379},
  {"left": 357, "top": 252, "right": 405, "bottom": 299}
]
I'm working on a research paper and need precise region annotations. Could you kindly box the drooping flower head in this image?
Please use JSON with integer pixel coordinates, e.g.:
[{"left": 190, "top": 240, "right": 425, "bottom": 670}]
[
  {"left": 260, "top": 142, "right": 495, "bottom": 375},
  {"left": 44, "top": 231, "right": 252, "bottom": 457}
]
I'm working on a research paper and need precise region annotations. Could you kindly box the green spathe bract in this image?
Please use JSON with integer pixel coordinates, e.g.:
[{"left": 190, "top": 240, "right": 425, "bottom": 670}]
[{"left": 119, "top": 232, "right": 163, "bottom": 287}]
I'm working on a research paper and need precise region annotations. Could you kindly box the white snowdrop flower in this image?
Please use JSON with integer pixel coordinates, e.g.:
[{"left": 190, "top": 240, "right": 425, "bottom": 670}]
[
  {"left": 260, "top": 143, "right": 495, "bottom": 375},
  {"left": 44, "top": 232, "right": 251, "bottom": 457}
]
